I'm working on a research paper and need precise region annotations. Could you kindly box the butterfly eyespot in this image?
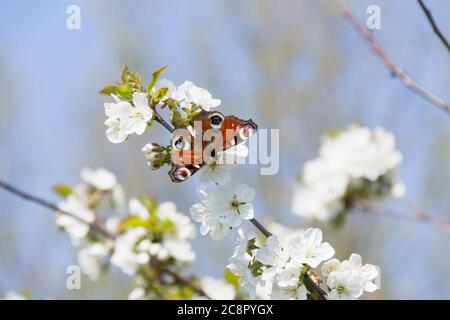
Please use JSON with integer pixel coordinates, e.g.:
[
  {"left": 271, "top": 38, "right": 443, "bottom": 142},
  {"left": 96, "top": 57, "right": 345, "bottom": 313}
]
[
  {"left": 172, "top": 136, "right": 191, "bottom": 150},
  {"left": 208, "top": 113, "right": 224, "bottom": 129},
  {"left": 239, "top": 124, "right": 255, "bottom": 140},
  {"left": 173, "top": 167, "right": 192, "bottom": 181}
]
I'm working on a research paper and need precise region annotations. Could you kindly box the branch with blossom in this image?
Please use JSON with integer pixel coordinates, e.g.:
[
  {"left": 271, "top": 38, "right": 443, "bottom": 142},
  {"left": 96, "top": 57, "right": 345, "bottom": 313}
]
[
  {"left": 1, "top": 65, "right": 384, "bottom": 300},
  {"left": 0, "top": 172, "right": 231, "bottom": 300},
  {"left": 98, "top": 65, "right": 382, "bottom": 300},
  {"left": 290, "top": 124, "right": 449, "bottom": 236}
]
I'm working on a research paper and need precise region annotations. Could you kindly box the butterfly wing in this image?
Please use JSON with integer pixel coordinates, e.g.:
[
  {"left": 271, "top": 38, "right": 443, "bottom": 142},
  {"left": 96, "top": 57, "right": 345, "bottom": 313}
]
[
  {"left": 168, "top": 127, "right": 203, "bottom": 183},
  {"left": 168, "top": 111, "right": 258, "bottom": 183}
]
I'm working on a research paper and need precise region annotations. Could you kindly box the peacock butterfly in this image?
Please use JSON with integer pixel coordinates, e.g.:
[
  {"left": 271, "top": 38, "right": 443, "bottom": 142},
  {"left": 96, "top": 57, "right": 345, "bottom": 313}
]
[{"left": 168, "top": 110, "right": 257, "bottom": 182}]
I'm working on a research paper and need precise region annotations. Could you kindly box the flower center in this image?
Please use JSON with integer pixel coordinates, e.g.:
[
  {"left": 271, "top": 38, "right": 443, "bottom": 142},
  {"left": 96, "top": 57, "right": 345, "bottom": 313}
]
[
  {"left": 133, "top": 111, "right": 144, "bottom": 120},
  {"left": 209, "top": 161, "right": 218, "bottom": 170},
  {"left": 230, "top": 196, "right": 241, "bottom": 210},
  {"left": 337, "top": 284, "right": 346, "bottom": 294}
]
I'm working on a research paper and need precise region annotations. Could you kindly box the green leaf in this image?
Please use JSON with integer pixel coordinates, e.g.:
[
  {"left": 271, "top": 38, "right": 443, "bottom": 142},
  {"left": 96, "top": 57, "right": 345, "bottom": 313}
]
[
  {"left": 154, "top": 218, "right": 174, "bottom": 233},
  {"left": 249, "top": 260, "right": 264, "bottom": 277},
  {"left": 121, "top": 65, "right": 131, "bottom": 84},
  {"left": 170, "top": 109, "right": 189, "bottom": 127},
  {"left": 185, "top": 105, "right": 202, "bottom": 122},
  {"left": 147, "top": 66, "right": 167, "bottom": 92},
  {"left": 224, "top": 268, "right": 240, "bottom": 290},
  {"left": 120, "top": 65, "right": 142, "bottom": 91},
  {"left": 247, "top": 238, "right": 259, "bottom": 253},
  {"left": 99, "top": 84, "right": 132, "bottom": 101},
  {"left": 120, "top": 216, "right": 150, "bottom": 231},
  {"left": 52, "top": 185, "right": 73, "bottom": 197},
  {"left": 166, "top": 99, "right": 178, "bottom": 110},
  {"left": 151, "top": 87, "right": 168, "bottom": 104},
  {"left": 139, "top": 195, "right": 157, "bottom": 213},
  {"left": 99, "top": 84, "right": 119, "bottom": 96},
  {"left": 116, "top": 85, "right": 133, "bottom": 100}
]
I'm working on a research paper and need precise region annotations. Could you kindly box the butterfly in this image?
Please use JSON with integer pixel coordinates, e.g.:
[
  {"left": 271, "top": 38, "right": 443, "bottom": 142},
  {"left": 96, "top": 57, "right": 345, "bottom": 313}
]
[{"left": 168, "top": 110, "right": 257, "bottom": 182}]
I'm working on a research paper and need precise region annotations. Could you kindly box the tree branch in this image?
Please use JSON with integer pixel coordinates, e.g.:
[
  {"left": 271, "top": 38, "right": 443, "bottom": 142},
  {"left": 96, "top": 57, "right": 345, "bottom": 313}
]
[
  {"left": 249, "top": 218, "right": 272, "bottom": 238},
  {"left": 354, "top": 199, "right": 450, "bottom": 235},
  {"left": 152, "top": 107, "right": 174, "bottom": 133},
  {"left": 417, "top": 0, "right": 450, "bottom": 53},
  {"left": 249, "top": 217, "right": 328, "bottom": 300},
  {"left": 0, "top": 179, "right": 114, "bottom": 239},
  {"left": 0, "top": 179, "right": 211, "bottom": 299},
  {"left": 337, "top": 0, "right": 450, "bottom": 114}
]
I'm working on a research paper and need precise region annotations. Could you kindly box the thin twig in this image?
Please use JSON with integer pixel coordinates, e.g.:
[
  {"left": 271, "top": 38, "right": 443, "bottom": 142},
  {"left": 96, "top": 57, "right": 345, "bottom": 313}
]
[
  {"left": 0, "top": 179, "right": 113, "bottom": 238},
  {"left": 354, "top": 199, "right": 450, "bottom": 235},
  {"left": 417, "top": 0, "right": 450, "bottom": 53},
  {"left": 152, "top": 107, "right": 174, "bottom": 133},
  {"left": 337, "top": 0, "right": 450, "bottom": 114},
  {"left": 250, "top": 217, "right": 328, "bottom": 300},
  {"left": 249, "top": 218, "right": 272, "bottom": 238}
]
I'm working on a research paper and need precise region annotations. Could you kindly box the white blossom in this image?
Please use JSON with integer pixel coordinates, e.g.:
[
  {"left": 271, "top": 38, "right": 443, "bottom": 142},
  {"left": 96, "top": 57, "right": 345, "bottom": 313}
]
[
  {"left": 129, "top": 201, "right": 196, "bottom": 262},
  {"left": 105, "top": 216, "right": 121, "bottom": 234},
  {"left": 151, "top": 79, "right": 176, "bottom": 103},
  {"left": 320, "top": 126, "right": 402, "bottom": 181},
  {"left": 270, "top": 283, "right": 307, "bottom": 300},
  {"left": 105, "top": 118, "right": 128, "bottom": 144},
  {"left": 174, "top": 81, "right": 221, "bottom": 111},
  {"left": 391, "top": 182, "right": 406, "bottom": 198},
  {"left": 324, "top": 253, "right": 380, "bottom": 300},
  {"left": 163, "top": 239, "right": 195, "bottom": 262},
  {"left": 80, "top": 167, "right": 117, "bottom": 191},
  {"left": 215, "top": 184, "right": 255, "bottom": 226},
  {"left": 198, "top": 145, "right": 249, "bottom": 185},
  {"left": 158, "top": 202, "right": 196, "bottom": 241},
  {"left": 293, "top": 125, "right": 404, "bottom": 222},
  {"left": 104, "top": 95, "right": 129, "bottom": 144},
  {"left": 118, "top": 92, "right": 153, "bottom": 135},
  {"left": 327, "top": 270, "right": 363, "bottom": 300},
  {"left": 201, "top": 277, "right": 236, "bottom": 300},
  {"left": 128, "top": 198, "right": 149, "bottom": 220},
  {"left": 128, "top": 287, "right": 147, "bottom": 300},
  {"left": 321, "top": 258, "right": 341, "bottom": 277},
  {"left": 227, "top": 229, "right": 261, "bottom": 298},
  {"left": 56, "top": 193, "right": 95, "bottom": 241},
  {"left": 104, "top": 94, "right": 123, "bottom": 119},
  {"left": 78, "top": 243, "right": 109, "bottom": 281},
  {"left": 338, "top": 253, "right": 379, "bottom": 292},
  {"left": 110, "top": 227, "right": 148, "bottom": 276},
  {"left": 285, "top": 228, "right": 335, "bottom": 268},
  {"left": 112, "top": 184, "right": 126, "bottom": 211},
  {"left": 255, "top": 236, "right": 288, "bottom": 269},
  {"left": 190, "top": 184, "right": 255, "bottom": 240}
]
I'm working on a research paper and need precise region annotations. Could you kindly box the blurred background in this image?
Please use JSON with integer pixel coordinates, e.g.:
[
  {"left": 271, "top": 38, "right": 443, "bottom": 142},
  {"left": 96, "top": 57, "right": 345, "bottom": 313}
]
[{"left": 0, "top": 0, "right": 449, "bottom": 299}]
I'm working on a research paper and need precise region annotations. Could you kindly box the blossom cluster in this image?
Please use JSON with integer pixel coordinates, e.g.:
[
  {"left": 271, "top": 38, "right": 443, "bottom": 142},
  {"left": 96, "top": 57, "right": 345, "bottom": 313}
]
[
  {"left": 102, "top": 66, "right": 220, "bottom": 143},
  {"left": 190, "top": 184, "right": 255, "bottom": 240},
  {"left": 53, "top": 167, "right": 235, "bottom": 299},
  {"left": 292, "top": 125, "right": 405, "bottom": 222},
  {"left": 101, "top": 66, "right": 229, "bottom": 176},
  {"left": 227, "top": 227, "right": 379, "bottom": 300},
  {"left": 97, "top": 67, "right": 384, "bottom": 301}
]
